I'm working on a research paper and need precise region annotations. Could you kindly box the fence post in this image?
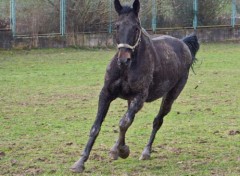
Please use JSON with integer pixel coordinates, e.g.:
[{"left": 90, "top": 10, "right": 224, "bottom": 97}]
[
  {"left": 60, "top": 0, "right": 66, "bottom": 36},
  {"left": 231, "top": 0, "right": 236, "bottom": 28},
  {"left": 193, "top": 0, "right": 198, "bottom": 30},
  {"left": 108, "top": 0, "right": 112, "bottom": 33},
  {"left": 152, "top": 0, "right": 157, "bottom": 32},
  {"left": 10, "top": 0, "right": 16, "bottom": 37}
]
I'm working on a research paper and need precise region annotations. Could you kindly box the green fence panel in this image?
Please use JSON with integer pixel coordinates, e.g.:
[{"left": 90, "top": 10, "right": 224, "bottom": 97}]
[{"left": 60, "top": 0, "right": 66, "bottom": 35}]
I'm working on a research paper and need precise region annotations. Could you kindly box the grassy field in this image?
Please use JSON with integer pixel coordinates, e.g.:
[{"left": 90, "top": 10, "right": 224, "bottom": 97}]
[{"left": 0, "top": 43, "right": 240, "bottom": 176}]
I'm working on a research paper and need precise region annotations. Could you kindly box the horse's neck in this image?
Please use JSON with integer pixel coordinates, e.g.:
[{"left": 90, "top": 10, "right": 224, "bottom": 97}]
[
  {"left": 130, "top": 34, "right": 151, "bottom": 69},
  {"left": 136, "top": 31, "right": 158, "bottom": 66},
  {"left": 135, "top": 32, "right": 151, "bottom": 57},
  {"left": 126, "top": 33, "right": 155, "bottom": 83},
  {"left": 135, "top": 33, "right": 145, "bottom": 53}
]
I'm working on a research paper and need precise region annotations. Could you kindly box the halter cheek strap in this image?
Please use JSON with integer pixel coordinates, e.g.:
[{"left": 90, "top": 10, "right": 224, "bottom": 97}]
[{"left": 117, "top": 29, "right": 142, "bottom": 52}]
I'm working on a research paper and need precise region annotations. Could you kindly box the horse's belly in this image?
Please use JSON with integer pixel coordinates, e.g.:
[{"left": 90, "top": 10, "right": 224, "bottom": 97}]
[
  {"left": 116, "top": 80, "right": 137, "bottom": 100},
  {"left": 146, "top": 80, "right": 175, "bottom": 102},
  {"left": 146, "top": 88, "right": 166, "bottom": 102}
]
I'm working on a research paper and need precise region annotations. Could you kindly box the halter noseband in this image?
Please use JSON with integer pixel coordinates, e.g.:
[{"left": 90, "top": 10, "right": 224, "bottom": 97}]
[{"left": 117, "top": 29, "right": 142, "bottom": 52}]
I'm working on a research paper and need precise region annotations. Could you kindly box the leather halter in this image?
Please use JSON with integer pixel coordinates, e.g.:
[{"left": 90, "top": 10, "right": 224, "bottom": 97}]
[{"left": 117, "top": 29, "right": 142, "bottom": 52}]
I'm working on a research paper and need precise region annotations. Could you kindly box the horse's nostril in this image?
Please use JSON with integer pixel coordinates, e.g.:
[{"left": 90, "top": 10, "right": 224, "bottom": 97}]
[
  {"left": 117, "top": 58, "right": 131, "bottom": 66},
  {"left": 126, "top": 58, "right": 131, "bottom": 64}
]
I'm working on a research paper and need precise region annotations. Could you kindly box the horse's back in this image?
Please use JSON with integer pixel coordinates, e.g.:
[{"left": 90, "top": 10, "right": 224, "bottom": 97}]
[
  {"left": 141, "top": 29, "right": 191, "bottom": 65},
  {"left": 151, "top": 35, "right": 192, "bottom": 70},
  {"left": 145, "top": 35, "right": 193, "bottom": 102}
]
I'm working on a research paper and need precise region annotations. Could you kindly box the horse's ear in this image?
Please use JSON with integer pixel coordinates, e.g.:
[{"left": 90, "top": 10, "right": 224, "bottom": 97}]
[
  {"left": 133, "top": 0, "right": 140, "bottom": 16},
  {"left": 114, "top": 0, "right": 123, "bottom": 15}
]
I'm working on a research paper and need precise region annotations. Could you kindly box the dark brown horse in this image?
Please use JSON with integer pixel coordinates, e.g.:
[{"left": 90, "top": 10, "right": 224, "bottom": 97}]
[{"left": 71, "top": 0, "right": 199, "bottom": 173}]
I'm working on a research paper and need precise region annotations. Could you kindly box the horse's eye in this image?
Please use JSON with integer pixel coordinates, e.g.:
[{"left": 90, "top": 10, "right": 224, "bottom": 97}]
[{"left": 134, "top": 26, "right": 139, "bottom": 32}]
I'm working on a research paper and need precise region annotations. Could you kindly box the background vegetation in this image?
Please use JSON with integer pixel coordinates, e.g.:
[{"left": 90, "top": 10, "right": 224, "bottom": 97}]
[
  {"left": 0, "top": 43, "right": 239, "bottom": 175},
  {"left": 1, "top": 0, "right": 238, "bottom": 34}
]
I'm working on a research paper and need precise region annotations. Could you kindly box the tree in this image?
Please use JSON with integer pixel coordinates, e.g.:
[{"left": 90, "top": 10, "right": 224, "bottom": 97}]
[{"left": 198, "top": 0, "right": 229, "bottom": 26}]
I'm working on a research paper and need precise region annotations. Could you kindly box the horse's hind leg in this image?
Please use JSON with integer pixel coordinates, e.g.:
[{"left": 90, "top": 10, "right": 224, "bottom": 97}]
[{"left": 140, "top": 77, "right": 188, "bottom": 160}]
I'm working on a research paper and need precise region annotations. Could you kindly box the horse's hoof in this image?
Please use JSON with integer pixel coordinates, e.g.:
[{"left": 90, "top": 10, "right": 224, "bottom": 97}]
[
  {"left": 119, "top": 145, "right": 130, "bottom": 159},
  {"left": 139, "top": 148, "right": 151, "bottom": 160},
  {"left": 109, "top": 149, "right": 119, "bottom": 160},
  {"left": 70, "top": 162, "right": 85, "bottom": 173},
  {"left": 139, "top": 153, "right": 151, "bottom": 160}
]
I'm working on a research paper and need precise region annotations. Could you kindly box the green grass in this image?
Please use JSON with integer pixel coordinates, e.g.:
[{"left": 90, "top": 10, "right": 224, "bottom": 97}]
[{"left": 0, "top": 44, "right": 240, "bottom": 176}]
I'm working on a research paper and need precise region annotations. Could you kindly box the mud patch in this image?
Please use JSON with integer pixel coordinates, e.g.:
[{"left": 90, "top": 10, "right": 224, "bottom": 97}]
[
  {"left": 0, "top": 151, "right": 5, "bottom": 158},
  {"left": 228, "top": 130, "right": 240, "bottom": 136},
  {"left": 156, "top": 144, "right": 182, "bottom": 155},
  {"left": 25, "top": 167, "right": 43, "bottom": 175},
  {"left": 89, "top": 153, "right": 104, "bottom": 161}
]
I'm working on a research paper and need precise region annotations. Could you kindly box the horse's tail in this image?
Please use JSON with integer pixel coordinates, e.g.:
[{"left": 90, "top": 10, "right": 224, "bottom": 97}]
[{"left": 182, "top": 33, "right": 200, "bottom": 65}]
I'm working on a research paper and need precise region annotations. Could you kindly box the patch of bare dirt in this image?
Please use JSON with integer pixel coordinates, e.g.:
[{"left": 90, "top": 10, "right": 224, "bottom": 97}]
[
  {"left": 11, "top": 159, "right": 18, "bottom": 166},
  {"left": 66, "top": 142, "right": 73, "bottom": 146},
  {"left": 157, "top": 155, "right": 168, "bottom": 160},
  {"left": 24, "top": 167, "right": 43, "bottom": 175},
  {"left": 89, "top": 153, "right": 104, "bottom": 161},
  {"left": 36, "top": 157, "right": 48, "bottom": 162},
  {"left": 178, "top": 158, "right": 211, "bottom": 175},
  {"left": 228, "top": 130, "right": 240, "bottom": 136},
  {"left": 156, "top": 144, "right": 182, "bottom": 155},
  {"left": 18, "top": 93, "right": 88, "bottom": 107},
  {"left": 0, "top": 151, "right": 5, "bottom": 158}
]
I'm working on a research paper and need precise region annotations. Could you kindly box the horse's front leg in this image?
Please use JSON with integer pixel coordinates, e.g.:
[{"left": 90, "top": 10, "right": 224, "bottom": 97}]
[
  {"left": 70, "top": 88, "right": 114, "bottom": 173},
  {"left": 110, "top": 92, "right": 147, "bottom": 160}
]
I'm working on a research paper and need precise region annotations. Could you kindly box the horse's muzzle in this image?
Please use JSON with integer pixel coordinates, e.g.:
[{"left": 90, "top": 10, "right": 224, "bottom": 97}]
[{"left": 117, "top": 49, "right": 131, "bottom": 66}]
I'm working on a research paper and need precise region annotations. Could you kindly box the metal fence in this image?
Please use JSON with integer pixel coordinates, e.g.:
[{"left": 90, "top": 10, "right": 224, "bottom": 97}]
[
  {"left": 0, "top": 0, "right": 10, "bottom": 30},
  {"left": 0, "top": 0, "right": 239, "bottom": 37}
]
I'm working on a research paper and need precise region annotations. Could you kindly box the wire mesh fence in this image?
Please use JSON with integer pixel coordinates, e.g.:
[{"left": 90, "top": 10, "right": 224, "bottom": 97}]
[
  {"left": 0, "top": 0, "right": 239, "bottom": 36},
  {"left": 0, "top": 0, "right": 10, "bottom": 30},
  {"left": 15, "top": 0, "right": 60, "bottom": 36},
  {"left": 236, "top": 0, "right": 240, "bottom": 25}
]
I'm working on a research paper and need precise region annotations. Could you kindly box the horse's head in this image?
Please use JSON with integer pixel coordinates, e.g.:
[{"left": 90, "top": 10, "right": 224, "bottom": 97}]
[{"left": 114, "top": 0, "right": 141, "bottom": 66}]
